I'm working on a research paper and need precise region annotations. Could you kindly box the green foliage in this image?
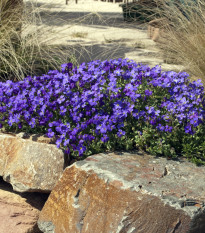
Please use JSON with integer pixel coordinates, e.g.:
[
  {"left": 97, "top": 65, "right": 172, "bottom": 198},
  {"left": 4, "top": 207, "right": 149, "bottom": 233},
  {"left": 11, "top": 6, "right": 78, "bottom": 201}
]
[{"left": 182, "top": 125, "right": 205, "bottom": 165}]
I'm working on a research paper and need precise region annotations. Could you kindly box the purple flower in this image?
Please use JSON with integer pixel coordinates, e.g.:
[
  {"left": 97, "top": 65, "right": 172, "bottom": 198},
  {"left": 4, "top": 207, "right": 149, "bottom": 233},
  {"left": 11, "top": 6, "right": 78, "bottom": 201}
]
[
  {"left": 150, "top": 118, "right": 157, "bottom": 125},
  {"left": 164, "top": 125, "right": 173, "bottom": 133},
  {"left": 145, "top": 106, "right": 155, "bottom": 114},
  {"left": 63, "top": 139, "right": 70, "bottom": 146},
  {"left": 56, "top": 138, "right": 62, "bottom": 148},
  {"left": 184, "top": 124, "right": 195, "bottom": 135},
  {"left": 77, "top": 145, "right": 86, "bottom": 156},
  {"left": 29, "top": 118, "right": 36, "bottom": 128},
  {"left": 57, "top": 95, "right": 65, "bottom": 104},
  {"left": 157, "top": 124, "right": 165, "bottom": 131},
  {"left": 145, "top": 89, "right": 152, "bottom": 96},
  {"left": 177, "top": 113, "right": 185, "bottom": 123},
  {"left": 8, "top": 116, "right": 15, "bottom": 126},
  {"left": 61, "top": 63, "right": 73, "bottom": 73},
  {"left": 117, "top": 129, "right": 126, "bottom": 138},
  {"left": 64, "top": 148, "right": 70, "bottom": 155},
  {"left": 125, "top": 83, "right": 134, "bottom": 91},
  {"left": 0, "top": 58, "right": 204, "bottom": 162},
  {"left": 101, "top": 134, "right": 109, "bottom": 143},
  {"left": 59, "top": 106, "right": 67, "bottom": 116},
  {"left": 189, "top": 114, "right": 200, "bottom": 127},
  {"left": 113, "top": 100, "right": 123, "bottom": 109},
  {"left": 97, "top": 124, "right": 107, "bottom": 134},
  {"left": 47, "top": 129, "right": 54, "bottom": 138}
]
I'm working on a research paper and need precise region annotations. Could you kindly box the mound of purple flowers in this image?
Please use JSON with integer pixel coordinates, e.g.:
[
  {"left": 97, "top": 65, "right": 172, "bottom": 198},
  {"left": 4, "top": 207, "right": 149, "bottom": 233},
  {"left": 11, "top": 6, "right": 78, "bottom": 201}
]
[{"left": 0, "top": 58, "right": 204, "bottom": 163}]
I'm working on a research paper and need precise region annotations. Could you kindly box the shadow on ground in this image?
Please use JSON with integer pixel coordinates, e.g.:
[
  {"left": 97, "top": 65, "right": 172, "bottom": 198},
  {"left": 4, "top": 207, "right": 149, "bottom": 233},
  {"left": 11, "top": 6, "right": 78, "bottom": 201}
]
[
  {"left": 0, "top": 177, "right": 49, "bottom": 211},
  {"left": 60, "top": 41, "right": 161, "bottom": 68},
  {"left": 24, "top": 1, "right": 147, "bottom": 30}
]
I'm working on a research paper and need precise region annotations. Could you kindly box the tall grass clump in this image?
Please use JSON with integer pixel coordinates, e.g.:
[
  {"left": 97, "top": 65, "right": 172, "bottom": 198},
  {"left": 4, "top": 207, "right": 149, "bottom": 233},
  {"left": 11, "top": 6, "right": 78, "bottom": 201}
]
[
  {"left": 152, "top": 0, "right": 205, "bottom": 84},
  {"left": 121, "top": 0, "right": 160, "bottom": 22},
  {"left": 0, "top": 0, "right": 74, "bottom": 81}
]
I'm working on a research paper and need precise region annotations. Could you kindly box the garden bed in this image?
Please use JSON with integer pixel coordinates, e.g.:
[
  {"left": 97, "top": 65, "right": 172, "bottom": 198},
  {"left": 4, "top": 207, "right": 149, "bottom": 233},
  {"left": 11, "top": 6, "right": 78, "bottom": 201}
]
[{"left": 0, "top": 59, "right": 204, "bottom": 165}]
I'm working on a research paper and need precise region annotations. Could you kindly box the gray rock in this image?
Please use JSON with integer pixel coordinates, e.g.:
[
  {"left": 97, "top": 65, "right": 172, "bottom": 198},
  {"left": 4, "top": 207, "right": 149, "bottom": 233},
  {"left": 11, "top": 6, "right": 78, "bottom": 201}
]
[
  {"left": 38, "top": 221, "right": 55, "bottom": 233},
  {"left": 38, "top": 152, "right": 205, "bottom": 233}
]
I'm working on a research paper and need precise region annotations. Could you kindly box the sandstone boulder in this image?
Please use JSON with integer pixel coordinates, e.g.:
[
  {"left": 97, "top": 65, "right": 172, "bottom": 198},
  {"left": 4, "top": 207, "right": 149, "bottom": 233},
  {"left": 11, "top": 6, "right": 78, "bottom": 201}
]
[
  {"left": 0, "top": 187, "right": 40, "bottom": 233},
  {"left": 0, "top": 133, "right": 69, "bottom": 192},
  {"left": 0, "top": 177, "right": 49, "bottom": 233},
  {"left": 38, "top": 152, "right": 205, "bottom": 233}
]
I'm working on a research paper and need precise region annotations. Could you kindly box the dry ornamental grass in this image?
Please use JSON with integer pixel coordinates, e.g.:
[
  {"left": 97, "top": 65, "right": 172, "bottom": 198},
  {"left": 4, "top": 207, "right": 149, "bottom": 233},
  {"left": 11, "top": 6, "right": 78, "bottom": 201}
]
[
  {"left": 0, "top": 0, "right": 74, "bottom": 81},
  {"left": 151, "top": 0, "right": 205, "bottom": 84}
]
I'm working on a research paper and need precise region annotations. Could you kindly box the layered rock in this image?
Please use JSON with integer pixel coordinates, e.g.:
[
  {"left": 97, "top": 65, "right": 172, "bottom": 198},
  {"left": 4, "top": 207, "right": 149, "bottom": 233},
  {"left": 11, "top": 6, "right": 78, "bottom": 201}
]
[
  {"left": 38, "top": 152, "right": 205, "bottom": 233},
  {"left": 0, "top": 133, "right": 69, "bottom": 192},
  {"left": 0, "top": 183, "right": 41, "bottom": 233}
]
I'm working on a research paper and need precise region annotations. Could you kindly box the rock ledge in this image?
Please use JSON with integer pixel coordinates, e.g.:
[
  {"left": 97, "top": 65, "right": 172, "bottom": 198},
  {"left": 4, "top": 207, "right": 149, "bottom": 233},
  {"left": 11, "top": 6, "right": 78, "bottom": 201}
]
[{"left": 38, "top": 152, "right": 205, "bottom": 233}]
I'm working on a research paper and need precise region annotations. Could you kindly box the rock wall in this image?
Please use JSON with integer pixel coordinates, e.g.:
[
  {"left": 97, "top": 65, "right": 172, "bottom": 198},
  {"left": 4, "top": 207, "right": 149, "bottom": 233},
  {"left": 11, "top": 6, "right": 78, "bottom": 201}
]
[{"left": 0, "top": 133, "right": 205, "bottom": 233}]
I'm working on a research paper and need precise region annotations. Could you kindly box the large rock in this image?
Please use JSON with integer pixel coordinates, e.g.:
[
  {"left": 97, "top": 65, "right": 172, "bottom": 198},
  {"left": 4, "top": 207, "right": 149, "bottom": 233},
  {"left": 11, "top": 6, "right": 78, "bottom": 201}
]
[
  {"left": 0, "top": 133, "right": 69, "bottom": 192},
  {"left": 0, "top": 186, "right": 39, "bottom": 233},
  {"left": 38, "top": 152, "right": 205, "bottom": 233},
  {"left": 0, "top": 177, "right": 48, "bottom": 233}
]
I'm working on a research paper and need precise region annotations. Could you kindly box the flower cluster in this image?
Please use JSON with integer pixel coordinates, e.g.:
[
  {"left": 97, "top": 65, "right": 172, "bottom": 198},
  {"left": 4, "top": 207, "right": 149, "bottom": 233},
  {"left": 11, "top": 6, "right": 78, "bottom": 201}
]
[{"left": 0, "top": 58, "right": 204, "bottom": 162}]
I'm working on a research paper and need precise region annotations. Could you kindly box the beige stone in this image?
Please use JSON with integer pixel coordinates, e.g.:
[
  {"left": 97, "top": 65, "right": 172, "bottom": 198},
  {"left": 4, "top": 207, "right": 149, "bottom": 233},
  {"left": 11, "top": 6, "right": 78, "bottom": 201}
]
[
  {"left": 0, "top": 133, "right": 69, "bottom": 193},
  {"left": 38, "top": 152, "right": 205, "bottom": 233},
  {"left": 0, "top": 188, "right": 40, "bottom": 233}
]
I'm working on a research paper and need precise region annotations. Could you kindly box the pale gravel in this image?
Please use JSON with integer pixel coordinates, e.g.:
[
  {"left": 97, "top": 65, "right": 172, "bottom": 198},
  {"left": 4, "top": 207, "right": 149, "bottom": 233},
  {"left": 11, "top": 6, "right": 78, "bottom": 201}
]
[{"left": 23, "top": 0, "right": 183, "bottom": 71}]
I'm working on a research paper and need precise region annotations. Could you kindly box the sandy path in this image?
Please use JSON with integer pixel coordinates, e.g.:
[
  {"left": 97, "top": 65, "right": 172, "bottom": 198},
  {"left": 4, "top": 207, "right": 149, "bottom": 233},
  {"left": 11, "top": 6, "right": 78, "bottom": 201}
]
[{"left": 23, "top": 0, "right": 183, "bottom": 71}]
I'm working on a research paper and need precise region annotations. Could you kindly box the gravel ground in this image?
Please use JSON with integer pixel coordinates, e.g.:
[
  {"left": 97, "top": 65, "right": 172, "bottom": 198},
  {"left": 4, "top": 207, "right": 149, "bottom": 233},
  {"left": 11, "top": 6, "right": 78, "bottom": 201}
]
[{"left": 23, "top": 0, "right": 183, "bottom": 71}]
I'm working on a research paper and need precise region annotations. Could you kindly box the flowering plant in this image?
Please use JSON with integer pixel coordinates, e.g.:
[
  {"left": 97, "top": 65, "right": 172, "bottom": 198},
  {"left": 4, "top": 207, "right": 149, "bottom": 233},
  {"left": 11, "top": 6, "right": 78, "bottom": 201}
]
[{"left": 0, "top": 58, "right": 204, "bottom": 164}]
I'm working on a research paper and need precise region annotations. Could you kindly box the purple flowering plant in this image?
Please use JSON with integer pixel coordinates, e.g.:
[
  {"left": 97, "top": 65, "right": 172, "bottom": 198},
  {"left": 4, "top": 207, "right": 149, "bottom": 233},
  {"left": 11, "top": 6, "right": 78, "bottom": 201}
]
[{"left": 0, "top": 58, "right": 204, "bottom": 165}]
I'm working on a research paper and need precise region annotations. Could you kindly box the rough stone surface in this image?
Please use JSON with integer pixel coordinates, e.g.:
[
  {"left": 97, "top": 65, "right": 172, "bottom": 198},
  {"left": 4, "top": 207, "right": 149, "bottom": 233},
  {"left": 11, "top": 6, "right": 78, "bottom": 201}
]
[
  {"left": 0, "top": 190, "right": 39, "bottom": 233},
  {"left": 38, "top": 152, "right": 205, "bottom": 233},
  {"left": 0, "top": 133, "right": 69, "bottom": 192},
  {"left": 0, "top": 177, "right": 48, "bottom": 233}
]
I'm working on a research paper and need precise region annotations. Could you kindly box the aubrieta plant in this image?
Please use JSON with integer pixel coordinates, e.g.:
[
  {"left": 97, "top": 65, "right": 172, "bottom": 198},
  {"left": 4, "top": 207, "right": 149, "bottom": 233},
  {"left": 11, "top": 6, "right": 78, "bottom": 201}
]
[{"left": 0, "top": 58, "right": 204, "bottom": 165}]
